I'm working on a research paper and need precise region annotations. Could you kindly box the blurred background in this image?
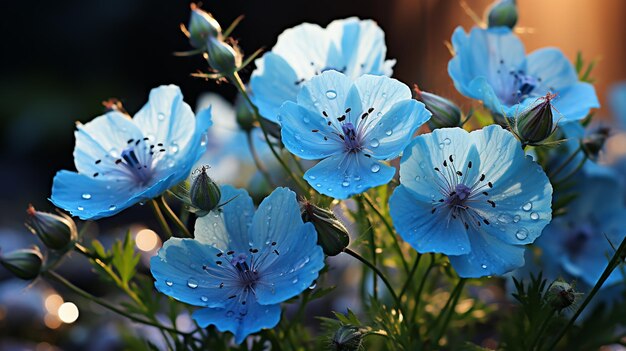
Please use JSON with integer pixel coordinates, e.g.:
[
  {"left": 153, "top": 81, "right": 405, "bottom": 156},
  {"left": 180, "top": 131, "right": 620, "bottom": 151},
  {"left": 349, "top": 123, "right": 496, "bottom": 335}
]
[{"left": 1, "top": 0, "right": 625, "bottom": 349}]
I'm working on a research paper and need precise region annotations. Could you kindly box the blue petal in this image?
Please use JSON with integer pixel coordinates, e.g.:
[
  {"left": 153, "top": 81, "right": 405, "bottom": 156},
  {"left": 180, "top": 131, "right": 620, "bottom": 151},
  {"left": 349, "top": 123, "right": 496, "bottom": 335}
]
[
  {"left": 297, "top": 70, "right": 353, "bottom": 119},
  {"left": 550, "top": 82, "right": 600, "bottom": 122},
  {"left": 279, "top": 101, "right": 343, "bottom": 160},
  {"left": 304, "top": 152, "right": 395, "bottom": 199},
  {"left": 352, "top": 74, "right": 412, "bottom": 127},
  {"left": 609, "top": 82, "right": 626, "bottom": 128},
  {"left": 194, "top": 185, "right": 255, "bottom": 253},
  {"left": 250, "top": 53, "right": 301, "bottom": 123},
  {"left": 449, "top": 228, "right": 526, "bottom": 278},
  {"left": 150, "top": 238, "right": 235, "bottom": 308},
  {"left": 364, "top": 99, "right": 431, "bottom": 160},
  {"left": 467, "top": 76, "right": 524, "bottom": 117},
  {"left": 390, "top": 186, "right": 470, "bottom": 255},
  {"left": 270, "top": 23, "right": 331, "bottom": 79},
  {"left": 192, "top": 299, "right": 281, "bottom": 344},
  {"left": 525, "top": 48, "right": 578, "bottom": 92}
]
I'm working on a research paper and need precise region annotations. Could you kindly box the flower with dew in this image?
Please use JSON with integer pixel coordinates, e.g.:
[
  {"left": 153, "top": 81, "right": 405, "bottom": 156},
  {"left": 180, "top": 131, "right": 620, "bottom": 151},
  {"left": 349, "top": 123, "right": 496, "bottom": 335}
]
[
  {"left": 250, "top": 17, "right": 395, "bottom": 123},
  {"left": 448, "top": 26, "right": 599, "bottom": 122},
  {"left": 535, "top": 169, "right": 626, "bottom": 287},
  {"left": 51, "top": 85, "right": 212, "bottom": 220},
  {"left": 389, "top": 125, "right": 553, "bottom": 277},
  {"left": 278, "top": 70, "right": 431, "bottom": 199},
  {"left": 150, "top": 186, "right": 324, "bottom": 343}
]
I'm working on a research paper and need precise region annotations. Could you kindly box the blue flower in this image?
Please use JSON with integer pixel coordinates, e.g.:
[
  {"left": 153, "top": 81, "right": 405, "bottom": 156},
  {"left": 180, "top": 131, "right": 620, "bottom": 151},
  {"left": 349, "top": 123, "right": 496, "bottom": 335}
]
[
  {"left": 389, "top": 125, "right": 553, "bottom": 277},
  {"left": 150, "top": 186, "right": 324, "bottom": 344},
  {"left": 250, "top": 17, "right": 395, "bottom": 123},
  {"left": 278, "top": 70, "right": 431, "bottom": 199},
  {"left": 50, "top": 85, "right": 212, "bottom": 220},
  {"left": 448, "top": 26, "right": 599, "bottom": 121},
  {"left": 534, "top": 169, "right": 626, "bottom": 287}
]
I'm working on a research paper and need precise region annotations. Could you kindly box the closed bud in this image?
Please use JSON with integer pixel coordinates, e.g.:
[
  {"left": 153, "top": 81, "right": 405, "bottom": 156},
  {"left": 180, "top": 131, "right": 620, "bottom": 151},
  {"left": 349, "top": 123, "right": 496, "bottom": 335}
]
[
  {"left": 206, "top": 37, "right": 242, "bottom": 76},
  {"left": 235, "top": 94, "right": 256, "bottom": 132},
  {"left": 546, "top": 279, "right": 580, "bottom": 311},
  {"left": 515, "top": 93, "right": 555, "bottom": 145},
  {"left": 0, "top": 247, "right": 43, "bottom": 280},
  {"left": 25, "top": 205, "right": 77, "bottom": 251},
  {"left": 190, "top": 166, "right": 221, "bottom": 212},
  {"left": 582, "top": 126, "right": 610, "bottom": 161},
  {"left": 331, "top": 325, "right": 365, "bottom": 351},
  {"left": 188, "top": 4, "right": 222, "bottom": 49},
  {"left": 414, "top": 85, "right": 461, "bottom": 129},
  {"left": 301, "top": 202, "right": 350, "bottom": 256},
  {"left": 487, "top": 0, "right": 518, "bottom": 29}
]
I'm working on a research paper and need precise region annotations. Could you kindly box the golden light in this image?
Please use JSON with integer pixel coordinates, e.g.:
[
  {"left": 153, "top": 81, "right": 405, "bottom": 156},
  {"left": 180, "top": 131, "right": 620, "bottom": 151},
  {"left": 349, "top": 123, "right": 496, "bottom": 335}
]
[
  {"left": 44, "top": 294, "right": 64, "bottom": 313},
  {"left": 57, "top": 302, "right": 79, "bottom": 324},
  {"left": 136, "top": 229, "right": 160, "bottom": 252},
  {"left": 43, "top": 313, "right": 62, "bottom": 329}
]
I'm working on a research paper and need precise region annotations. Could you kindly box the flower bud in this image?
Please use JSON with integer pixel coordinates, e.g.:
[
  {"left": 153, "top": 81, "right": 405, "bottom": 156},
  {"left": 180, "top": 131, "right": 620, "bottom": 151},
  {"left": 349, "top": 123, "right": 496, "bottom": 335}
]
[
  {"left": 206, "top": 37, "right": 241, "bottom": 76},
  {"left": 546, "top": 279, "right": 579, "bottom": 311},
  {"left": 187, "top": 4, "right": 222, "bottom": 49},
  {"left": 331, "top": 325, "right": 365, "bottom": 351},
  {"left": 0, "top": 247, "right": 43, "bottom": 280},
  {"left": 515, "top": 93, "right": 555, "bottom": 145},
  {"left": 582, "top": 126, "right": 610, "bottom": 161},
  {"left": 26, "top": 205, "right": 77, "bottom": 251},
  {"left": 235, "top": 94, "right": 256, "bottom": 132},
  {"left": 301, "top": 202, "right": 350, "bottom": 256},
  {"left": 414, "top": 85, "right": 461, "bottom": 129},
  {"left": 190, "top": 166, "right": 221, "bottom": 212},
  {"left": 487, "top": 0, "right": 518, "bottom": 29}
]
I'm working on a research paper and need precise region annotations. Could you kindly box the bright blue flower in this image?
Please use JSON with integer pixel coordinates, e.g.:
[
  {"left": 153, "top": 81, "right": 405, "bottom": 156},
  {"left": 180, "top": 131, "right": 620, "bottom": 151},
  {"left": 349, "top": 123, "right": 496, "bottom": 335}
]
[
  {"left": 448, "top": 26, "right": 599, "bottom": 121},
  {"left": 150, "top": 186, "right": 324, "bottom": 344},
  {"left": 278, "top": 70, "right": 431, "bottom": 199},
  {"left": 250, "top": 17, "right": 395, "bottom": 123},
  {"left": 389, "top": 125, "right": 553, "bottom": 277},
  {"left": 50, "top": 85, "right": 212, "bottom": 220},
  {"left": 535, "top": 169, "right": 626, "bottom": 287}
]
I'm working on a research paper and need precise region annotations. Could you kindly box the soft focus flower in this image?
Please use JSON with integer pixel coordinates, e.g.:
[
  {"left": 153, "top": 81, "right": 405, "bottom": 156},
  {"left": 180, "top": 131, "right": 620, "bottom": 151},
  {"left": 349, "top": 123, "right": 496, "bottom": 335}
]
[
  {"left": 250, "top": 17, "right": 395, "bottom": 123},
  {"left": 187, "top": 3, "right": 222, "bottom": 49},
  {"left": 51, "top": 85, "right": 212, "bottom": 220},
  {"left": 448, "top": 26, "right": 599, "bottom": 121},
  {"left": 486, "top": 0, "right": 518, "bottom": 29},
  {"left": 278, "top": 70, "right": 431, "bottom": 199},
  {"left": 389, "top": 125, "right": 552, "bottom": 277},
  {"left": 150, "top": 186, "right": 324, "bottom": 343},
  {"left": 535, "top": 170, "right": 626, "bottom": 287},
  {"left": 0, "top": 247, "right": 43, "bottom": 280}
]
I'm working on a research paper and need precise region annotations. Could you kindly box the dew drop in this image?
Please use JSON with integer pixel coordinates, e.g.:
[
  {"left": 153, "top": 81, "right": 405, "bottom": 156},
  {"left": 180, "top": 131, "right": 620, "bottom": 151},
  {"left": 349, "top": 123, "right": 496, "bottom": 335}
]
[
  {"left": 77, "top": 206, "right": 84, "bottom": 211},
  {"left": 513, "top": 215, "right": 521, "bottom": 223},
  {"left": 81, "top": 193, "right": 92, "bottom": 200},
  {"left": 522, "top": 202, "right": 533, "bottom": 211},
  {"left": 295, "top": 134, "right": 302, "bottom": 141},
  {"left": 187, "top": 279, "right": 199, "bottom": 289},
  {"left": 377, "top": 112, "right": 383, "bottom": 117},
  {"left": 303, "top": 117, "right": 310, "bottom": 123},
  {"left": 438, "top": 143, "right": 444, "bottom": 149},
  {"left": 308, "top": 282, "right": 317, "bottom": 290},
  {"left": 370, "top": 163, "right": 380, "bottom": 173},
  {"left": 108, "top": 148, "right": 119, "bottom": 158},
  {"left": 165, "top": 280, "right": 173, "bottom": 287},
  {"left": 530, "top": 212, "right": 539, "bottom": 220},
  {"left": 226, "top": 311, "right": 234, "bottom": 317},
  {"left": 157, "top": 112, "right": 166, "bottom": 121},
  {"left": 316, "top": 183, "right": 321, "bottom": 187},
  {"left": 109, "top": 205, "right": 117, "bottom": 211},
  {"left": 309, "top": 175, "right": 317, "bottom": 180},
  {"left": 354, "top": 175, "right": 361, "bottom": 181},
  {"left": 385, "top": 129, "right": 393, "bottom": 136},
  {"left": 200, "top": 134, "right": 208, "bottom": 147},
  {"left": 292, "top": 277, "right": 299, "bottom": 284},
  {"left": 419, "top": 161, "right": 426, "bottom": 169},
  {"left": 342, "top": 181, "right": 350, "bottom": 187},
  {"left": 415, "top": 176, "right": 421, "bottom": 181},
  {"left": 515, "top": 228, "right": 529, "bottom": 240},
  {"left": 325, "top": 90, "right": 337, "bottom": 99},
  {"left": 443, "top": 138, "right": 451, "bottom": 145},
  {"left": 201, "top": 296, "right": 208, "bottom": 302},
  {"left": 481, "top": 264, "right": 487, "bottom": 269},
  {"left": 497, "top": 214, "right": 511, "bottom": 224},
  {"left": 370, "top": 138, "right": 380, "bottom": 148},
  {"left": 169, "top": 143, "right": 179, "bottom": 154}
]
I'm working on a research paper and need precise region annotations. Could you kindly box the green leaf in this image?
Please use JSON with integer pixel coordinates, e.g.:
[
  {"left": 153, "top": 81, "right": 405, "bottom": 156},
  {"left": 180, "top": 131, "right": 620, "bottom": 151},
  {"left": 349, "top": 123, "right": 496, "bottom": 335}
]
[{"left": 111, "top": 231, "right": 141, "bottom": 286}]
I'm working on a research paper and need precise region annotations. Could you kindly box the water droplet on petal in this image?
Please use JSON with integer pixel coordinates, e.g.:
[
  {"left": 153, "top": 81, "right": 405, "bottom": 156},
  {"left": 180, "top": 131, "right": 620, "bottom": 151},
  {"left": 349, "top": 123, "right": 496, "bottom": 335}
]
[
  {"left": 308, "top": 282, "right": 317, "bottom": 289},
  {"left": 201, "top": 296, "right": 208, "bottom": 302},
  {"left": 443, "top": 138, "right": 451, "bottom": 145},
  {"left": 325, "top": 90, "right": 337, "bottom": 99},
  {"left": 165, "top": 280, "right": 173, "bottom": 287},
  {"left": 385, "top": 129, "right": 393, "bottom": 136},
  {"left": 303, "top": 117, "right": 310, "bottom": 123},
  {"left": 342, "top": 181, "right": 350, "bottom": 187},
  {"left": 438, "top": 143, "right": 444, "bottom": 149},
  {"left": 316, "top": 183, "right": 321, "bottom": 187},
  {"left": 169, "top": 143, "right": 179, "bottom": 154},
  {"left": 419, "top": 162, "right": 426, "bottom": 169},
  {"left": 522, "top": 202, "right": 532, "bottom": 211},
  {"left": 309, "top": 175, "right": 316, "bottom": 180},
  {"left": 370, "top": 163, "right": 380, "bottom": 173},
  {"left": 81, "top": 193, "right": 92, "bottom": 200},
  {"left": 481, "top": 264, "right": 487, "bottom": 269},
  {"left": 370, "top": 138, "right": 380, "bottom": 148},
  {"left": 157, "top": 113, "right": 166, "bottom": 121},
  {"left": 497, "top": 214, "right": 511, "bottom": 224},
  {"left": 376, "top": 112, "right": 383, "bottom": 117},
  {"left": 516, "top": 228, "right": 529, "bottom": 240},
  {"left": 226, "top": 311, "right": 234, "bottom": 317},
  {"left": 292, "top": 277, "right": 299, "bottom": 284},
  {"left": 415, "top": 176, "right": 421, "bottom": 181},
  {"left": 77, "top": 206, "right": 84, "bottom": 211},
  {"left": 187, "top": 279, "right": 198, "bottom": 289},
  {"left": 530, "top": 212, "right": 539, "bottom": 220},
  {"left": 109, "top": 205, "right": 117, "bottom": 211}
]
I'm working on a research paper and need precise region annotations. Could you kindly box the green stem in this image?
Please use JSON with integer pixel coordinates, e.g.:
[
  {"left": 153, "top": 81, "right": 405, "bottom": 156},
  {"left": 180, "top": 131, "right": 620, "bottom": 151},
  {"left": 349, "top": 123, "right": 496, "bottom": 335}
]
[
  {"left": 399, "top": 254, "right": 422, "bottom": 300},
  {"left": 548, "top": 145, "right": 582, "bottom": 179},
  {"left": 546, "top": 237, "right": 626, "bottom": 350},
  {"left": 355, "top": 196, "right": 377, "bottom": 300},
  {"left": 43, "top": 270, "right": 194, "bottom": 339},
  {"left": 529, "top": 308, "right": 556, "bottom": 351},
  {"left": 554, "top": 155, "right": 588, "bottom": 186},
  {"left": 159, "top": 196, "right": 192, "bottom": 238},
  {"left": 361, "top": 193, "right": 410, "bottom": 274},
  {"left": 245, "top": 130, "right": 277, "bottom": 188},
  {"left": 432, "top": 278, "right": 466, "bottom": 346},
  {"left": 150, "top": 199, "right": 174, "bottom": 238},
  {"left": 411, "top": 254, "right": 436, "bottom": 322}
]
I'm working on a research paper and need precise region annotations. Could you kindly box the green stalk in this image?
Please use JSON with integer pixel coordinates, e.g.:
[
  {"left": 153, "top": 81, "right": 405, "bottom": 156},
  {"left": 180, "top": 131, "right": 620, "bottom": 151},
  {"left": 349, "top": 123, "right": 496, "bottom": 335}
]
[
  {"left": 399, "top": 254, "right": 422, "bottom": 300},
  {"left": 548, "top": 145, "right": 582, "bottom": 179},
  {"left": 158, "top": 196, "right": 192, "bottom": 238},
  {"left": 432, "top": 278, "right": 466, "bottom": 346},
  {"left": 411, "top": 254, "right": 436, "bottom": 323},
  {"left": 245, "top": 130, "right": 276, "bottom": 188},
  {"left": 150, "top": 199, "right": 174, "bottom": 238}
]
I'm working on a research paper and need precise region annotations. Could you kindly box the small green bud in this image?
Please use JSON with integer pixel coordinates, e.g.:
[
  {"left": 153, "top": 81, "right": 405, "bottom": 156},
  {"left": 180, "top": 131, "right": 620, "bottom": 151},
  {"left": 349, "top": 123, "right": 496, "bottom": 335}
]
[
  {"left": 187, "top": 4, "right": 222, "bottom": 49},
  {"left": 331, "top": 325, "right": 365, "bottom": 351},
  {"left": 515, "top": 93, "right": 555, "bottom": 145},
  {"left": 487, "top": 0, "right": 518, "bottom": 29},
  {"left": 414, "top": 85, "right": 461, "bottom": 129},
  {"left": 546, "top": 279, "right": 579, "bottom": 311},
  {"left": 582, "top": 126, "right": 610, "bottom": 161},
  {"left": 25, "top": 205, "right": 77, "bottom": 251},
  {"left": 0, "top": 247, "right": 43, "bottom": 280},
  {"left": 301, "top": 202, "right": 350, "bottom": 256},
  {"left": 206, "top": 37, "right": 242, "bottom": 76},
  {"left": 190, "top": 166, "right": 221, "bottom": 212},
  {"left": 235, "top": 94, "right": 256, "bottom": 132}
]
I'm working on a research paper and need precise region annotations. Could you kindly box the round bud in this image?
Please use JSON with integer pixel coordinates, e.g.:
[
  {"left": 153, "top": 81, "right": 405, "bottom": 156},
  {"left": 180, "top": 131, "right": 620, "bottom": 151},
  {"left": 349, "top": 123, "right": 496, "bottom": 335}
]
[
  {"left": 301, "top": 202, "right": 350, "bottom": 256},
  {"left": 414, "top": 86, "right": 461, "bottom": 129},
  {"left": 26, "top": 205, "right": 77, "bottom": 251},
  {"left": 190, "top": 166, "right": 222, "bottom": 212},
  {"left": 0, "top": 247, "right": 43, "bottom": 280},
  {"left": 235, "top": 94, "right": 256, "bottom": 132},
  {"left": 331, "top": 325, "right": 365, "bottom": 351},
  {"left": 487, "top": 0, "right": 518, "bottom": 29},
  {"left": 515, "top": 93, "right": 555, "bottom": 145},
  {"left": 546, "top": 279, "right": 579, "bottom": 311},
  {"left": 206, "top": 37, "right": 241, "bottom": 76},
  {"left": 188, "top": 4, "right": 222, "bottom": 49}
]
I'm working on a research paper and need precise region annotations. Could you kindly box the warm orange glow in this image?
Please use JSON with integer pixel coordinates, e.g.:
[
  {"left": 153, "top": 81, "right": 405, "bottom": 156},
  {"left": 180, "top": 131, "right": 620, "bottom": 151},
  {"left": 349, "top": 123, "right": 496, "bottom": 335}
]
[{"left": 136, "top": 228, "right": 160, "bottom": 252}]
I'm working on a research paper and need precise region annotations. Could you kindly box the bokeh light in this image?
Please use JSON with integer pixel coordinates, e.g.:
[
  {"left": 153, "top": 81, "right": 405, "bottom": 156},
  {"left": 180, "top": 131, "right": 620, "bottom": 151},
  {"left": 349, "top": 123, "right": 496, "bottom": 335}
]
[
  {"left": 57, "top": 302, "right": 79, "bottom": 324},
  {"left": 135, "top": 229, "right": 160, "bottom": 252}
]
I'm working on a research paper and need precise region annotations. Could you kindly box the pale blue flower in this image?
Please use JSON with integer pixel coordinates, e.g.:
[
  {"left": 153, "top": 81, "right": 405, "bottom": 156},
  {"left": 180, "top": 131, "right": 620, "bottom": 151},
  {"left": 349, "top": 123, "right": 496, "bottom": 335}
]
[
  {"left": 51, "top": 85, "right": 212, "bottom": 220},
  {"left": 250, "top": 17, "right": 395, "bottom": 123},
  {"left": 278, "top": 70, "right": 431, "bottom": 199},
  {"left": 448, "top": 26, "right": 599, "bottom": 121},
  {"left": 150, "top": 186, "right": 324, "bottom": 343},
  {"left": 389, "top": 125, "right": 553, "bottom": 277}
]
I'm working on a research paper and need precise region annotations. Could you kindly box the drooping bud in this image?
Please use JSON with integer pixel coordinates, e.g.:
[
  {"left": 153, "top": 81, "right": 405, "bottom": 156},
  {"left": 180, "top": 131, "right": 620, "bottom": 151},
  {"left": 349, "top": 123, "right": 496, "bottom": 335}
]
[
  {"left": 486, "top": 0, "right": 518, "bottom": 29},
  {"left": 190, "top": 166, "right": 221, "bottom": 212},
  {"left": 187, "top": 4, "right": 222, "bottom": 49},
  {"left": 582, "top": 126, "right": 610, "bottom": 161},
  {"left": 0, "top": 247, "right": 43, "bottom": 280},
  {"left": 515, "top": 93, "right": 556, "bottom": 145},
  {"left": 414, "top": 85, "right": 461, "bottom": 129},
  {"left": 301, "top": 202, "right": 350, "bottom": 256},
  {"left": 206, "top": 37, "right": 242, "bottom": 76},
  {"left": 25, "top": 205, "right": 77, "bottom": 251},
  {"left": 545, "top": 279, "right": 579, "bottom": 311},
  {"left": 331, "top": 325, "right": 365, "bottom": 351},
  {"left": 235, "top": 94, "right": 256, "bottom": 132}
]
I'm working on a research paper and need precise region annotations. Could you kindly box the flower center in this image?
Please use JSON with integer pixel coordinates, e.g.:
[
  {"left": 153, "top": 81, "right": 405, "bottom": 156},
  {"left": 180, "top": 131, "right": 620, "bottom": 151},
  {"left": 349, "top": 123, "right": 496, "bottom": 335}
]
[
  {"left": 564, "top": 225, "right": 592, "bottom": 258},
  {"left": 445, "top": 184, "right": 472, "bottom": 207},
  {"left": 310, "top": 107, "right": 378, "bottom": 155}
]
